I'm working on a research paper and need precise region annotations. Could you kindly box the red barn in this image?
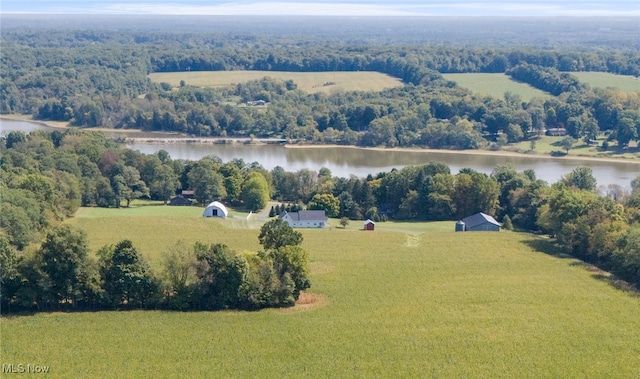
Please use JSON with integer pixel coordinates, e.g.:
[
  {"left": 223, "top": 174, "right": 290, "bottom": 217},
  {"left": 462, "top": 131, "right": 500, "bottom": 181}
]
[{"left": 364, "top": 219, "right": 375, "bottom": 231}]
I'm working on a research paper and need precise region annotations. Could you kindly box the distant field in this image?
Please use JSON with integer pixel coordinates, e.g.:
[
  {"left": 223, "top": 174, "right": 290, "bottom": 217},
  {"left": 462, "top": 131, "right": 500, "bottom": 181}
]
[
  {"left": 442, "top": 73, "right": 551, "bottom": 101},
  {"left": 149, "top": 70, "right": 404, "bottom": 94},
  {"left": 570, "top": 72, "right": 640, "bottom": 92},
  {"left": 3, "top": 203, "right": 640, "bottom": 378}
]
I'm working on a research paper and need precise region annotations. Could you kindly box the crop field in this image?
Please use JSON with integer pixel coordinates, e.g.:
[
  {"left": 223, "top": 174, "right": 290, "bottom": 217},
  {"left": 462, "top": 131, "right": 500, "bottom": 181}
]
[
  {"left": 442, "top": 73, "right": 551, "bottom": 101},
  {"left": 3, "top": 204, "right": 640, "bottom": 378},
  {"left": 570, "top": 72, "right": 640, "bottom": 92},
  {"left": 148, "top": 71, "right": 403, "bottom": 94}
]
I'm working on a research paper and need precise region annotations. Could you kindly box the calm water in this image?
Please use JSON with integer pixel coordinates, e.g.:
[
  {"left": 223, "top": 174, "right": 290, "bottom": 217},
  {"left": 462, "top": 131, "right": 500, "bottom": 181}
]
[{"left": 2, "top": 119, "right": 638, "bottom": 188}]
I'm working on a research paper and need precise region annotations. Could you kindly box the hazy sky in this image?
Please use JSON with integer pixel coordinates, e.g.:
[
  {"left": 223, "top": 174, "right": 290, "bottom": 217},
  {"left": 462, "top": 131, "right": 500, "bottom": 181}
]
[{"left": 2, "top": 1, "right": 639, "bottom": 17}]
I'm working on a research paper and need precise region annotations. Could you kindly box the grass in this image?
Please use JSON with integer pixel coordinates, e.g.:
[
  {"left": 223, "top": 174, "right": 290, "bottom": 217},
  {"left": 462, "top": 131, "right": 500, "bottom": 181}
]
[
  {"left": 148, "top": 70, "right": 403, "bottom": 94},
  {"left": 570, "top": 72, "right": 640, "bottom": 92},
  {"left": 3, "top": 205, "right": 640, "bottom": 378},
  {"left": 510, "top": 135, "right": 640, "bottom": 159},
  {"left": 442, "top": 73, "right": 551, "bottom": 101}
]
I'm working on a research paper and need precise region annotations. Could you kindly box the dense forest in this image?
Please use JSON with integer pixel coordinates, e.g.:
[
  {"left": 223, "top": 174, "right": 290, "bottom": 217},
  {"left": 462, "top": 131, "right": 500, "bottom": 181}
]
[
  {"left": 1, "top": 129, "right": 639, "bottom": 313},
  {"left": 1, "top": 16, "right": 640, "bottom": 149}
]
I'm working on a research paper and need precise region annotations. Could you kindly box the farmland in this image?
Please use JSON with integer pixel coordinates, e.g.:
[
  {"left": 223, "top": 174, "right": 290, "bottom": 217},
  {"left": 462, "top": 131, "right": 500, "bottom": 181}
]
[
  {"left": 570, "top": 72, "right": 640, "bottom": 92},
  {"left": 2, "top": 203, "right": 640, "bottom": 378},
  {"left": 148, "top": 71, "right": 403, "bottom": 94},
  {"left": 442, "top": 73, "right": 551, "bottom": 101}
]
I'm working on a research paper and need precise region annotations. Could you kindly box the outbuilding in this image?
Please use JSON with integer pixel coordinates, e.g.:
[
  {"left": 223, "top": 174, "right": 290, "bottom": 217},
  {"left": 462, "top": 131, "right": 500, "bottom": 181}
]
[
  {"left": 203, "top": 201, "right": 228, "bottom": 219},
  {"left": 170, "top": 195, "right": 193, "bottom": 206},
  {"left": 364, "top": 219, "right": 376, "bottom": 231},
  {"left": 457, "top": 212, "right": 500, "bottom": 232}
]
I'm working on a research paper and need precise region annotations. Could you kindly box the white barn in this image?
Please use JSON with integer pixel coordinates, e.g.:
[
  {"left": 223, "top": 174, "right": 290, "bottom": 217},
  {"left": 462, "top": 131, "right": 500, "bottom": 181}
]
[
  {"left": 203, "top": 201, "right": 228, "bottom": 219},
  {"left": 279, "top": 210, "right": 327, "bottom": 228}
]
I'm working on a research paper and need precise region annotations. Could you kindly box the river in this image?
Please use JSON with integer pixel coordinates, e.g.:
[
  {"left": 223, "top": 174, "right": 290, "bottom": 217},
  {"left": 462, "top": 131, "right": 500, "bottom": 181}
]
[{"left": 2, "top": 119, "right": 638, "bottom": 188}]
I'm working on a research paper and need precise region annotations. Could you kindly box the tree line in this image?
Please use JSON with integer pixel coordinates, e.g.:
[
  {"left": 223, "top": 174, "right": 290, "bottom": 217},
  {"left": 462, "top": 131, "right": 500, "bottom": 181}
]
[
  {"left": 2, "top": 129, "right": 639, "bottom": 308},
  {"left": 0, "top": 218, "right": 310, "bottom": 313}
]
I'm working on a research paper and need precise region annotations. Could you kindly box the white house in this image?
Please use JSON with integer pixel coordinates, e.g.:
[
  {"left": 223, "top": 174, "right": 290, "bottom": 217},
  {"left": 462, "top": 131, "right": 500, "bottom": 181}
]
[
  {"left": 203, "top": 201, "right": 228, "bottom": 219},
  {"left": 279, "top": 210, "right": 327, "bottom": 228}
]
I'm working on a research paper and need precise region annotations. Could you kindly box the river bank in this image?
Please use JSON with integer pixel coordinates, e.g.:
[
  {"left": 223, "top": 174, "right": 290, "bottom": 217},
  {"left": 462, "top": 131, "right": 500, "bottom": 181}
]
[
  {"left": 284, "top": 143, "right": 640, "bottom": 165},
  {"left": 2, "top": 115, "right": 639, "bottom": 166}
]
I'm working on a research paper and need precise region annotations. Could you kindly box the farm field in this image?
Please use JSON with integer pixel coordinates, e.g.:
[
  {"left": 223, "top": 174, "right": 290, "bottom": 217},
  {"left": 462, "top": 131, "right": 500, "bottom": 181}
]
[
  {"left": 148, "top": 70, "right": 403, "bottom": 94},
  {"left": 2, "top": 204, "right": 640, "bottom": 378},
  {"left": 570, "top": 72, "right": 640, "bottom": 92},
  {"left": 442, "top": 73, "right": 551, "bottom": 101}
]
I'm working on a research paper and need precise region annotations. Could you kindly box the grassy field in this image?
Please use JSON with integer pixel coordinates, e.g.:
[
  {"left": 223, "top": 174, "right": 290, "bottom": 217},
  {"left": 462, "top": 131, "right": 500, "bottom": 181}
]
[
  {"left": 570, "top": 72, "right": 640, "bottom": 92},
  {"left": 148, "top": 71, "right": 403, "bottom": 94},
  {"left": 510, "top": 135, "right": 640, "bottom": 159},
  {"left": 442, "top": 73, "right": 551, "bottom": 101},
  {"left": 2, "top": 204, "right": 640, "bottom": 378}
]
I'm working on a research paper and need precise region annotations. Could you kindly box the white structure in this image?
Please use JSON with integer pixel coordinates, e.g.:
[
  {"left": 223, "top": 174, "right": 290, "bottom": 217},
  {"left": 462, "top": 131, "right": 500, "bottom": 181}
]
[
  {"left": 203, "top": 201, "right": 228, "bottom": 219},
  {"left": 279, "top": 210, "right": 327, "bottom": 228}
]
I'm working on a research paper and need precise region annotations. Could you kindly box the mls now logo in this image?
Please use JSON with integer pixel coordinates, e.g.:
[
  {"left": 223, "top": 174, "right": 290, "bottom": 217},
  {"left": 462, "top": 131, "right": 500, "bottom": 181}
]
[{"left": 2, "top": 364, "right": 50, "bottom": 374}]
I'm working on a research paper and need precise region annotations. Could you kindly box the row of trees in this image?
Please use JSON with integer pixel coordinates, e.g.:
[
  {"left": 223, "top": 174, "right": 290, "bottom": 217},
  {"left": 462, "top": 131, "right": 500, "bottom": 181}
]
[
  {"left": 0, "top": 219, "right": 310, "bottom": 313},
  {"left": 507, "top": 64, "right": 585, "bottom": 96}
]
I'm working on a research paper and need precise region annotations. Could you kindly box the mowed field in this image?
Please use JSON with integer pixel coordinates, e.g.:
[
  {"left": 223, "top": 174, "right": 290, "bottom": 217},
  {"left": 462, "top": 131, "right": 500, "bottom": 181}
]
[
  {"left": 2, "top": 203, "right": 640, "bottom": 378},
  {"left": 444, "top": 72, "right": 640, "bottom": 101},
  {"left": 570, "top": 72, "right": 640, "bottom": 92},
  {"left": 442, "top": 73, "right": 551, "bottom": 101},
  {"left": 149, "top": 71, "right": 403, "bottom": 94}
]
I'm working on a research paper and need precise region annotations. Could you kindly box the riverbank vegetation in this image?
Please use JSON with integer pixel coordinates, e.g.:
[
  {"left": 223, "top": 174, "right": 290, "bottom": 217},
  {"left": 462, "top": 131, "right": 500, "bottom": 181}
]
[{"left": 2, "top": 128, "right": 640, "bottom": 313}]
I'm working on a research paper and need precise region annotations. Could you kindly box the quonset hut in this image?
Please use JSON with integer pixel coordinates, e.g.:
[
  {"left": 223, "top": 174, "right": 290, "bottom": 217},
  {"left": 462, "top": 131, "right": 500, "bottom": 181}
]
[{"left": 203, "top": 201, "right": 228, "bottom": 219}]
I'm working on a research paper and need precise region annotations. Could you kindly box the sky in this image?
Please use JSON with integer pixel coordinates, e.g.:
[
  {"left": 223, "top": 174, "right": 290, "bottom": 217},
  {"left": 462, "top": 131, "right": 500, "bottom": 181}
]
[{"left": 1, "top": 1, "right": 639, "bottom": 17}]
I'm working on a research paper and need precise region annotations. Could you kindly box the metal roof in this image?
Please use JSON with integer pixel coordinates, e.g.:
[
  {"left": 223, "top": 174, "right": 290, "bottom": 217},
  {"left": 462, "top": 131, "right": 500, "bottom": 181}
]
[
  {"left": 460, "top": 212, "right": 500, "bottom": 228},
  {"left": 280, "top": 210, "right": 327, "bottom": 222}
]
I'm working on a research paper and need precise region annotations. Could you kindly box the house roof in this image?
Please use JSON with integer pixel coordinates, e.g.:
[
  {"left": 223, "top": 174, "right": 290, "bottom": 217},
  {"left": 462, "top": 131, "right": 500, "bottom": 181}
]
[
  {"left": 280, "top": 210, "right": 327, "bottom": 222},
  {"left": 461, "top": 212, "right": 500, "bottom": 228},
  {"left": 364, "top": 219, "right": 376, "bottom": 225}
]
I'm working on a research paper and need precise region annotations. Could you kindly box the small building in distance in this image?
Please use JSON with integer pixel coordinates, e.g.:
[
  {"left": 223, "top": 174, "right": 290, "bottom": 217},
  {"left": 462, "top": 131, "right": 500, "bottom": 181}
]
[
  {"left": 456, "top": 212, "right": 500, "bottom": 232},
  {"left": 203, "top": 201, "right": 228, "bottom": 219},
  {"left": 279, "top": 210, "right": 327, "bottom": 228},
  {"left": 364, "top": 219, "right": 375, "bottom": 231},
  {"left": 169, "top": 195, "right": 193, "bottom": 206}
]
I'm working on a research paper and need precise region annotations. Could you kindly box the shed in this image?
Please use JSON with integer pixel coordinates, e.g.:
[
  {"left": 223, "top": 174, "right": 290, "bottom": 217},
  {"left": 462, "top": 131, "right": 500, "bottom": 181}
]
[
  {"left": 169, "top": 195, "right": 193, "bottom": 206},
  {"left": 203, "top": 201, "right": 228, "bottom": 219},
  {"left": 364, "top": 219, "right": 375, "bottom": 231},
  {"left": 459, "top": 212, "right": 500, "bottom": 232}
]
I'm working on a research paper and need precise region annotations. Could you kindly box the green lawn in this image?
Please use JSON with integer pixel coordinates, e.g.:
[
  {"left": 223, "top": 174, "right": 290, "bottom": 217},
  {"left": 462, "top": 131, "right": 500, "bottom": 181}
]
[
  {"left": 3, "top": 206, "right": 640, "bottom": 378},
  {"left": 442, "top": 73, "right": 551, "bottom": 101},
  {"left": 510, "top": 135, "right": 640, "bottom": 159},
  {"left": 149, "top": 70, "right": 403, "bottom": 94}
]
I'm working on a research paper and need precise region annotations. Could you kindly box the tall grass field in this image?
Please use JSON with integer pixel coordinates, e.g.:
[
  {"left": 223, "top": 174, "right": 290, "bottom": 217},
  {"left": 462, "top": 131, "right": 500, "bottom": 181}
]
[
  {"left": 2, "top": 204, "right": 639, "bottom": 378},
  {"left": 148, "top": 71, "right": 403, "bottom": 94}
]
